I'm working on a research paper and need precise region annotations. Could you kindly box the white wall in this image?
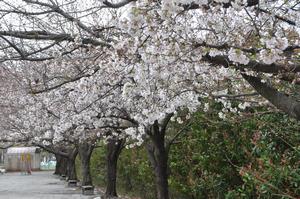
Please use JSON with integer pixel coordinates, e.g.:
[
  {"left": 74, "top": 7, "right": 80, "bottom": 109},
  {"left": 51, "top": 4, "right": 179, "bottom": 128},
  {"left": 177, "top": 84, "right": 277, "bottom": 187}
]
[{"left": 4, "top": 153, "right": 41, "bottom": 171}]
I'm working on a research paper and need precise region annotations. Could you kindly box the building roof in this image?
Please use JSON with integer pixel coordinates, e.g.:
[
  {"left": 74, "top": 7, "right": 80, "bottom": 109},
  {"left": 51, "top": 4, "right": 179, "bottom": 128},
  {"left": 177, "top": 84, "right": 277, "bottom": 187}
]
[{"left": 6, "top": 147, "right": 40, "bottom": 154}]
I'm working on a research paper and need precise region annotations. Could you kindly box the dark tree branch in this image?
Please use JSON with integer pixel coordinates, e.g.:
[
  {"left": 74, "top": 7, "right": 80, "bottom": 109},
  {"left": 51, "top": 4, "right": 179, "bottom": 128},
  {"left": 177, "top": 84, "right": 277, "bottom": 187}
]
[
  {"left": 23, "top": 1, "right": 88, "bottom": 32},
  {"left": 242, "top": 74, "right": 300, "bottom": 120},
  {"left": 102, "top": 0, "right": 135, "bottom": 8},
  {"left": 166, "top": 121, "right": 192, "bottom": 153},
  {"left": 213, "top": 92, "right": 259, "bottom": 98},
  {"left": 0, "top": 31, "right": 110, "bottom": 46},
  {"left": 0, "top": 35, "right": 27, "bottom": 58},
  {"left": 0, "top": 144, "right": 13, "bottom": 149},
  {"left": 258, "top": 8, "right": 296, "bottom": 26},
  {"left": 160, "top": 113, "right": 174, "bottom": 136},
  {"left": 183, "top": 0, "right": 259, "bottom": 10},
  {"left": 0, "top": 9, "right": 54, "bottom": 15},
  {"left": 33, "top": 143, "right": 69, "bottom": 157},
  {"left": 202, "top": 54, "right": 300, "bottom": 75}
]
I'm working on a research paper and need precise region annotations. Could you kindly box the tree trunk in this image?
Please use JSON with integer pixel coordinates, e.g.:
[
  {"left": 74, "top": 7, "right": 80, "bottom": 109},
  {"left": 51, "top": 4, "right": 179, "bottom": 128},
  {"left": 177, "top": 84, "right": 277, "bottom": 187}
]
[
  {"left": 146, "top": 121, "right": 170, "bottom": 199},
  {"left": 78, "top": 142, "right": 94, "bottom": 186},
  {"left": 105, "top": 138, "right": 124, "bottom": 198},
  {"left": 54, "top": 154, "right": 68, "bottom": 176},
  {"left": 67, "top": 148, "right": 78, "bottom": 181},
  {"left": 54, "top": 154, "right": 62, "bottom": 175},
  {"left": 60, "top": 156, "right": 68, "bottom": 176}
]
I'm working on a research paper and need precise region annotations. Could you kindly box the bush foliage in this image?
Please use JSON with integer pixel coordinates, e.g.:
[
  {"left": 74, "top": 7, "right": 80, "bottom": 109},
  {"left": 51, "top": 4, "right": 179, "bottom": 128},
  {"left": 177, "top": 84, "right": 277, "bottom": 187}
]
[{"left": 77, "top": 109, "right": 300, "bottom": 199}]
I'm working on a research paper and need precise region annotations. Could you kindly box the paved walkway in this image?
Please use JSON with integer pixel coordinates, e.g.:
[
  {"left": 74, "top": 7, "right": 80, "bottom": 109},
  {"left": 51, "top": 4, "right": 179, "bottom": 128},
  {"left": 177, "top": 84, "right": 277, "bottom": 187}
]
[{"left": 0, "top": 171, "right": 96, "bottom": 199}]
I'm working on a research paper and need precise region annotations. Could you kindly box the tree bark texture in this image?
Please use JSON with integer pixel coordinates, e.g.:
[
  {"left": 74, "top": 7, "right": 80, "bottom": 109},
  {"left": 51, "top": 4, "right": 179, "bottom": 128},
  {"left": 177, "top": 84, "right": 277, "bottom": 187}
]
[
  {"left": 243, "top": 74, "right": 300, "bottom": 120},
  {"left": 78, "top": 142, "right": 94, "bottom": 186},
  {"left": 54, "top": 154, "right": 68, "bottom": 176},
  {"left": 146, "top": 121, "right": 170, "bottom": 199},
  {"left": 105, "top": 138, "right": 125, "bottom": 198},
  {"left": 67, "top": 148, "right": 78, "bottom": 181}
]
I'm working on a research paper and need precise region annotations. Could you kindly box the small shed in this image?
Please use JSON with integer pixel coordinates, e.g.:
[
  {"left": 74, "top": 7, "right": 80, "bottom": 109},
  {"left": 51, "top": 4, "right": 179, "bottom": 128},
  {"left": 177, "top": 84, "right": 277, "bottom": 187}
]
[{"left": 4, "top": 147, "right": 41, "bottom": 171}]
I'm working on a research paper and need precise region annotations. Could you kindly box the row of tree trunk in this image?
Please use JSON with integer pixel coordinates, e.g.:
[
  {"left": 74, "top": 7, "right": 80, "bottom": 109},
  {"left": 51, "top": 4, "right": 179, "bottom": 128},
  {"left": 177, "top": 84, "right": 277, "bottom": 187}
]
[
  {"left": 52, "top": 139, "right": 125, "bottom": 198},
  {"left": 51, "top": 123, "right": 171, "bottom": 199}
]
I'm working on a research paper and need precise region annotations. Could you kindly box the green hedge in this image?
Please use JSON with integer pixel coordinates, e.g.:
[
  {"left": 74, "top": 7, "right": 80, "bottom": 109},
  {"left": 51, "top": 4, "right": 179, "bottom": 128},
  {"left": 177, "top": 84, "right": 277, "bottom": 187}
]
[{"left": 76, "top": 111, "right": 300, "bottom": 199}]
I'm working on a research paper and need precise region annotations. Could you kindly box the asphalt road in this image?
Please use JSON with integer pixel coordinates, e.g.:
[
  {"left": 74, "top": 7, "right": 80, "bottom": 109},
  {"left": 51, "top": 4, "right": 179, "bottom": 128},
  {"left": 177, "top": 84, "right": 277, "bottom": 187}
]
[{"left": 0, "top": 171, "right": 97, "bottom": 199}]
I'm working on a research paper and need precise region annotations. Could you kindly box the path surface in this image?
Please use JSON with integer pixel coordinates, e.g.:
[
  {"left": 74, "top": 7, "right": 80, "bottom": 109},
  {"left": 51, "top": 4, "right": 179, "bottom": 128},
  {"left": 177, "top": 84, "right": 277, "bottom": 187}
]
[{"left": 0, "top": 171, "right": 96, "bottom": 199}]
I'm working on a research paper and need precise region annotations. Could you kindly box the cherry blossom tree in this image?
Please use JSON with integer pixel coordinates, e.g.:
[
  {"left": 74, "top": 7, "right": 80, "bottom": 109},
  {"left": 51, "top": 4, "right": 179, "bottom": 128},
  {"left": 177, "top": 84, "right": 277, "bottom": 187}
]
[{"left": 0, "top": 1, "right": 299, "bottom": 199}]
